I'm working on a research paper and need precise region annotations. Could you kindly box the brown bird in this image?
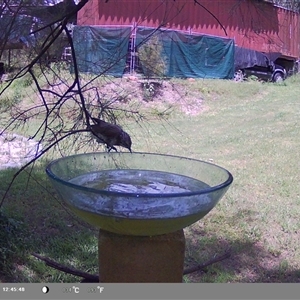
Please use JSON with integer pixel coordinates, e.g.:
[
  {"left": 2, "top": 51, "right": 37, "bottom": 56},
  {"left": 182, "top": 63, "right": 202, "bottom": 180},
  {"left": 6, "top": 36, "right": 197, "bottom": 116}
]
[{"left": 90, "top": 117, "right": 132, "bottom": 152}]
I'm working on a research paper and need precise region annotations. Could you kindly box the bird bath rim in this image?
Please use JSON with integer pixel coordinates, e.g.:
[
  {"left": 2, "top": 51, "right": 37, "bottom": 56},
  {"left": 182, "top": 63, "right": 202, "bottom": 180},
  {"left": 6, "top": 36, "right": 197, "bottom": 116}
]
[{"left": 46, "top": 152, "right": 233, "bottom": 198}]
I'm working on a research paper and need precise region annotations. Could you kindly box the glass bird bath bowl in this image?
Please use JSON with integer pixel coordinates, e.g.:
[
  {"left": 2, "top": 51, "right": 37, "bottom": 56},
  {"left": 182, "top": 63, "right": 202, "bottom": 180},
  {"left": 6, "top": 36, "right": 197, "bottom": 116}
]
[
  {"left": 46, "top": 152, "right": 233, "bottom": 282},
  {"left": 46, "top": 152, "right": 233, "bottom": 236}
]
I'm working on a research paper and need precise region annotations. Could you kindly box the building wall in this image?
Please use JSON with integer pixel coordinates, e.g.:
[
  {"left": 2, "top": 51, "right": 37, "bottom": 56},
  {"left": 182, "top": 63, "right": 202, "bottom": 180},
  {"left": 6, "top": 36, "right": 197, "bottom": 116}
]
[{"left": 77, "top": 0, "right": 300, "bottom": 60}]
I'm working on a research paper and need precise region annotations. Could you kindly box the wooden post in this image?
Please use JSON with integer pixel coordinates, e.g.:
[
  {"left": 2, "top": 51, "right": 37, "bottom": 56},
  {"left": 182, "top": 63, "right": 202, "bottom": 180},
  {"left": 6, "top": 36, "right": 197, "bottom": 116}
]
[{"left": 98, "top": 229, "right": 185, "bottom": 283}]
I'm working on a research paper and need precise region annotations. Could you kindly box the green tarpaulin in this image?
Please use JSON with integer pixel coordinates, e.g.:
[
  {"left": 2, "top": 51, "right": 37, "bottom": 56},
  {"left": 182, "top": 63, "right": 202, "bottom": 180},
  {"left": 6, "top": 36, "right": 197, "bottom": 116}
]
[
  {"left": 136, "top": 27, "right": 235, "bottom": 79},
  {"left": 73, "top": 26, "right": 235, "bottom": 79},
  {"left": 73, "top": 26, "right": 131, "bottom": 77}
]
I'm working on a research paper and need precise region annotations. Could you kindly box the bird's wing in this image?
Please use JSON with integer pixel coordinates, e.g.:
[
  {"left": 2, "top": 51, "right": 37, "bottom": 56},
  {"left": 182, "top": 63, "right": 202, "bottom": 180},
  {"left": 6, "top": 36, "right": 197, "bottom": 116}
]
[
  {"left": 91, "top": 118, "right": 122, "bottom": 130},
  {"left": 90, "top": 123, "right": 122, "bottom": 145}
]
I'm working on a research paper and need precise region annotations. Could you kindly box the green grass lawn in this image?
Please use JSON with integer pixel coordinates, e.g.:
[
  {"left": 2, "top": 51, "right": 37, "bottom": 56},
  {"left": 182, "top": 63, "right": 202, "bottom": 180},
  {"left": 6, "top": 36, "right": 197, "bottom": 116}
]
[{"left": 1, "top": 76, "right": 300, "bottom": 282}]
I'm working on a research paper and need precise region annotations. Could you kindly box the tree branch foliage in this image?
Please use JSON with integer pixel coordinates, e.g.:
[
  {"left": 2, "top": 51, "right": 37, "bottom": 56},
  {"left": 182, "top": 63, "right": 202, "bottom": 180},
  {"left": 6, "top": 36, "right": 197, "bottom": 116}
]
[
  {"left": 0, "top": 0, "right": 229, "bottom": 207},
  {"left": 0, "top": 0, "right": 148, "bottom": 207}
]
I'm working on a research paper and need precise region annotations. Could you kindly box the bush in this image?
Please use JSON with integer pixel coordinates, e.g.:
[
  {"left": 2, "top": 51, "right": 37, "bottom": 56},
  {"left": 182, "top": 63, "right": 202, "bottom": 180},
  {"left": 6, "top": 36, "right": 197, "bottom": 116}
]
[{"left": 138, "top": 34, "right": 166, "bottom": 78}]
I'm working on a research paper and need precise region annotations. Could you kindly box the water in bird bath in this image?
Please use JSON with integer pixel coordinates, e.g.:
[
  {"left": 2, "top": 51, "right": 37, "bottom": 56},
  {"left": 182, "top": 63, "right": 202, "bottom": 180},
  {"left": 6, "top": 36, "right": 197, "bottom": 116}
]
[
  {"left": 72, "top": 169, "right": 201, "bottom": 194},
  {"left": 68, "top": 169, "right": 213, "bottom": 221}
]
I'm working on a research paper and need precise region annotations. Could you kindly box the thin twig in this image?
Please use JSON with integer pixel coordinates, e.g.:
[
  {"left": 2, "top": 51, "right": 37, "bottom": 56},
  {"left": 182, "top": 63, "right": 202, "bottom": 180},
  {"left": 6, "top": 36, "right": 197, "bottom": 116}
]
[
  {"left": 31, "top": 253, "right": 99, "bottom": 282},
  {"left": 0, "top": 129, "right": 89, "bottom": 207},
  {"left": 183, "top": 251, "right": 231, "bottom": 275},
  {"left": 193, "top": 0, "right": 228, "bottom": 36},
  {"left": 31, "top": 251, "right": 231, "bottom": 282}
]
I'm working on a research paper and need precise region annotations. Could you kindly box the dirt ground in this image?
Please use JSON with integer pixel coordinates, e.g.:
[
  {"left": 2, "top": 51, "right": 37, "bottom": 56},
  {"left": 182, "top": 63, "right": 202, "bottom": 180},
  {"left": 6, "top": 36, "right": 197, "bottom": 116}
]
[{"left": 97, "top": 76, "right": 205, "bottom": 116}]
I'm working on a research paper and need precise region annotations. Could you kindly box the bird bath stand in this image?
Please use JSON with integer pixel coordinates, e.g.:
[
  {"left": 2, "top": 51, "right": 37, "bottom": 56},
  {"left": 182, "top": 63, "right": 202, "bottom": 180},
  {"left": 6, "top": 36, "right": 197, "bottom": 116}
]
[{"left": 46, "top": 152, "right": 233, "bottom": 282}]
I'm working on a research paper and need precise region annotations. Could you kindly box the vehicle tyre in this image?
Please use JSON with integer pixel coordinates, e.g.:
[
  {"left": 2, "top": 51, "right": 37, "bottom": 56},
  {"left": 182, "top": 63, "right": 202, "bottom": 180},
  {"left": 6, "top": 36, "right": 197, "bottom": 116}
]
[
  {"left": 273, "top": 72, "right": 284, "bottom": 83},
  {"left": 234, "top": 70, "right": 244, "bottom": 82}
]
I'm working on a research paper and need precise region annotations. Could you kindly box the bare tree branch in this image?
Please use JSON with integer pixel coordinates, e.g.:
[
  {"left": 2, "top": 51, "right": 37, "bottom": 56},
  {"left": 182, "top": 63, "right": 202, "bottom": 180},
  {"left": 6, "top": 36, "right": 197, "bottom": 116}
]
[
  {"left": 0, "top": 129, "right": 89, "bottom": 207},
  {"left": 0, "top": 0, "right": 228, "bottom": 210},
  {"left": 31, "top": 250, "right": 231, "bottom": 282},
  {"left": 193, "top": 0, "right": 227, "bottom": 36}
]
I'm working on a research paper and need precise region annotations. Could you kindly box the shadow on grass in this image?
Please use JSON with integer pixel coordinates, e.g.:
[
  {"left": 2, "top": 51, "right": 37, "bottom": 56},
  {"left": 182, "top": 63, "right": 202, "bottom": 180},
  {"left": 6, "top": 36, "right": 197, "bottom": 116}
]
[
  {"left": 184, "top": 218, "right": 300, "bottom": 283},
  {"left": 1, "top": 165, "right": 299, "bottom": 283},
  {"left": 0, "top": 163, "right": 99, "bottom": 283}
]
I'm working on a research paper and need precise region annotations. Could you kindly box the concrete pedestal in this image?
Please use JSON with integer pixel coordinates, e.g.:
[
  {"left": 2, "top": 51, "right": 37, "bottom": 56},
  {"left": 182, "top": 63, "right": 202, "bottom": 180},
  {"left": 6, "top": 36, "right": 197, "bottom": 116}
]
[{"left": 98, "top": 229, "right": 185, "bottom": 283}]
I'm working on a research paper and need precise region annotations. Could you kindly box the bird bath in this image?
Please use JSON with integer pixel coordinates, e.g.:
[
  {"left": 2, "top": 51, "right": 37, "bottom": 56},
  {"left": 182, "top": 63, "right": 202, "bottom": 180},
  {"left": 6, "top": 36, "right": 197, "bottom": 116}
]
[{"left": 46, "top": 152, "right": 233, "bottom": 282}]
